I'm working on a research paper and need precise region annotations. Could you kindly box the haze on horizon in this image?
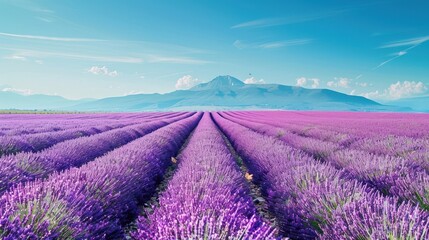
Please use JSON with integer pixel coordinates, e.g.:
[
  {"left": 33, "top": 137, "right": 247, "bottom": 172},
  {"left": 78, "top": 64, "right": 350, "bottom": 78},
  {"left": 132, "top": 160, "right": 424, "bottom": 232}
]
[{"left": 0, "top": 0, "right": 428, "bottom": 102}]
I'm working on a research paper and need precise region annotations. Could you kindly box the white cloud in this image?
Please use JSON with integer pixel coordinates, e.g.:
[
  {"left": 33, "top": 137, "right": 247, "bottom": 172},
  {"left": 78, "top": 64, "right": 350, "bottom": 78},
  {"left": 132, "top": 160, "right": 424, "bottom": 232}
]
[
  {"left": 35, "top": 60, "right": 43, "bottom": 64},
  {"left": 296, "top": 77, "right": 320, "bottom": 88},
  {"left": 361, "top": 81, "right": 427, "bottom": 100},
  {"left": 139, "top": 75, "right": 145, "bottom": 79},
  {"left": 327, "top": 77, "right": 351, "bottom": 88},
  {"left": 1, "top": 87, "right": 34, "bottom": 95},
  {"left": 311, "top": 79, "right": 320, "bottom": 88},
  {"left": 362, "top": 90, "right": 382, "bottom": 99},
  {"left": 356, "top": 82, "right": 368, "bottom": 87},
  {"left": 108, "top": 70, "right": 118, "bottom": 77},
  {"left": 175, "top": 75, "right": 201, "bottom": 90},
  {"left": 388, "top": 81, "right": 427, "bottom": 99},
  {"left": 244, "top": 77, "right": 265, "bottom": 84},
  {"left": 397, "top": 51, "right": 407, "bottom": 56},
  {"left": 88, "top": 66, "right": 118, "bottom": 77}
]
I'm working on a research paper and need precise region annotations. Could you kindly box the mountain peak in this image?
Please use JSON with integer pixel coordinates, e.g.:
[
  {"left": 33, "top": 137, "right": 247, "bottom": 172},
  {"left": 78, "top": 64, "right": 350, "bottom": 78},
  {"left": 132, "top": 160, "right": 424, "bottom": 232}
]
[
  {"left": 210, "top": 75, "right": 245, "bottom": 86},
  {"left": 191, "top": 75, "right": 245, "bottom": 90}
]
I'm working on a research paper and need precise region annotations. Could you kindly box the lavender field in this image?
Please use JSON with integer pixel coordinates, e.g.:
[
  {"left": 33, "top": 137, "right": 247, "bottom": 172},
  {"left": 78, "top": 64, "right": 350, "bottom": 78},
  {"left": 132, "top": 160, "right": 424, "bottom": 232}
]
[{"left": 1, "top": 111, "right": 429, "bottom": 239}]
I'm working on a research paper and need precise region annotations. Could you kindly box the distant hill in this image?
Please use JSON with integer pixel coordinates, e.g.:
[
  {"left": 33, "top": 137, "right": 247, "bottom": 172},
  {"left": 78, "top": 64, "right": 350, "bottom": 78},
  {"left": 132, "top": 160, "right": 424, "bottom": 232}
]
[
  {"left": 384, "top": 96, "right": 429, "bottom": 112},
  {"left": 69, "top": 75, "right": 404, "bottom": 112},
  {"left": 0, "top": 91, "right": 93, "bottom": 110}
]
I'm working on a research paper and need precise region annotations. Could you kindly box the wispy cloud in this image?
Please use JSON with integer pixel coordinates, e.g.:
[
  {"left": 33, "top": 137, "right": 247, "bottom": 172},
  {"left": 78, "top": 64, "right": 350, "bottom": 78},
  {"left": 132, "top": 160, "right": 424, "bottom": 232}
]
[
  {"left": 36, "top": 17, "right": 53, "bottom": 23},
  {"left": 3, "top": 55, "right": 27, "bottom": 61},
  {"left": 231, "top": 10, "right": 345, "bottom": 29},
  {"left": 4, "top": 0, "right": 54, "bottom": 14},
  {"left": 0, "top": 32, "right": 210, "bottom": 65},
  {"left": 373, "top": 45, "right": 417, "bottom": 70},
  {"left": 231, "top": 18, "right": 285, "bottom": 29},
  {"left": 3, "top": 47, "right": 209, "bottom": 65},
  {"left": 1, "top": 47, "right": 143, "bottom": 63},
  {"left": 234, "top": 39, "right": 311, "bottom": 49},
  {"left": 374, "top": 36, "right": 428, "bottom": 70},
  {"left": 380, "top": 36, "right": 429, "bottom": 48},
  {"left": 1, "top": 87, "right": 34, "bottom": 95},
  {"left": 147, "top": 55, "right": 211, "bottom": 64},
  {"left": 0, "top": 32, "right": 101, "bottom": 42}
]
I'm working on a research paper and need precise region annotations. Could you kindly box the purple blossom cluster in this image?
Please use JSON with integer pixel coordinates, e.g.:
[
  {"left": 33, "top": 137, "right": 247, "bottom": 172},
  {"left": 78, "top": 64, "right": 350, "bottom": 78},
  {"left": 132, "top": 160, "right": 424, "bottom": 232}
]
[
  {"left": 132, "top": 113, "right": 275, "bottom": 239},
  {"left": 0, "top": 113, "right": 201, "bottom": 239},
  {"left": 212, "top": 112, "right": 429, "bottom": 239},
  {"left": 0, "top": 112, "right": 192, "bottom": 195}
]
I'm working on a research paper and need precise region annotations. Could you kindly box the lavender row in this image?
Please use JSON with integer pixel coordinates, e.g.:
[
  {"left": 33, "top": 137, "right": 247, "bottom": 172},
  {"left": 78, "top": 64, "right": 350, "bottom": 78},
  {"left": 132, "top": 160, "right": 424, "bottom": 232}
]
[
  {"left": 229, "top": 111, "right": 429, "bottom": 138},
  {"left": 225, "top": 112, "right": 357, "bottom": 146},
  {"left": 212, "top": 113, "right": 429, "bottom": 239},
  {"left": 0, "top": 111, "right": 184, "bottom": 157},
  {"left": 226, "top": 111, "right": 429, "bottom": 157},
  {"left": 132, "top": 113, "right": 275, "bottom": 239},
  {"left": 0, "top": 112, "right": 172, "bottom": 136},
  {"left": 225, "top": 112, "right": 429, "bottom": 171},
  {"left": 0, "top": 113, "right": 179, "bottom": 136},
  {"left": 0, "top": 112, "right": 192, "bottom": 195},
  {"left": 0, "top": 123, "right": 125, "bottom": 157},
  {"left": 222, "top": 113, "right": 429, "bottom": 211},
  {"left": 0, "top": 113, "right": 201, "bottom": 239}
]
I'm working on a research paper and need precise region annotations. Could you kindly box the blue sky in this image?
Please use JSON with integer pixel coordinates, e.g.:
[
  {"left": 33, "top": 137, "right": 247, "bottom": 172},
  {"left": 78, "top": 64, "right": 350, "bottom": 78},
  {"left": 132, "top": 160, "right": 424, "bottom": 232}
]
[{"left": 0, "top": 0, "right": 428, "bottom": 101}]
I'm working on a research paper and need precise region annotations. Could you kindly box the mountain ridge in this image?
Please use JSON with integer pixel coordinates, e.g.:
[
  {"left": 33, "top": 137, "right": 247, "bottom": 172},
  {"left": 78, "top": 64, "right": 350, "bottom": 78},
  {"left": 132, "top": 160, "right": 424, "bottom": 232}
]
[
  {"left": 69, "top": 75, "right": 402, "bottom": 112},
  {"left": 0, "top": 91, "right": 93, "bottom": 110},
  {"left": 0, "top": 76, "right": 419, "bottom": 112}
]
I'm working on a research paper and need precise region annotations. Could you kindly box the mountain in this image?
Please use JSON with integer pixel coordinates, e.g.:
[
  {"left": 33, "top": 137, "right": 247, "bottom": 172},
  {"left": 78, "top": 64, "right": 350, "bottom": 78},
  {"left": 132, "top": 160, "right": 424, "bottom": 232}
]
[
  {"left": 69, "top": 75, "right": 402, "bottom": 112},
  {"left": 384, "top": 96, "right": 429, "bottom": 112},
  {"left": 190, "top": 75, "right": 245, "bottom": 91},
  {"left": 0, "top": 91, "right": 94, "bottom": 110}
]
